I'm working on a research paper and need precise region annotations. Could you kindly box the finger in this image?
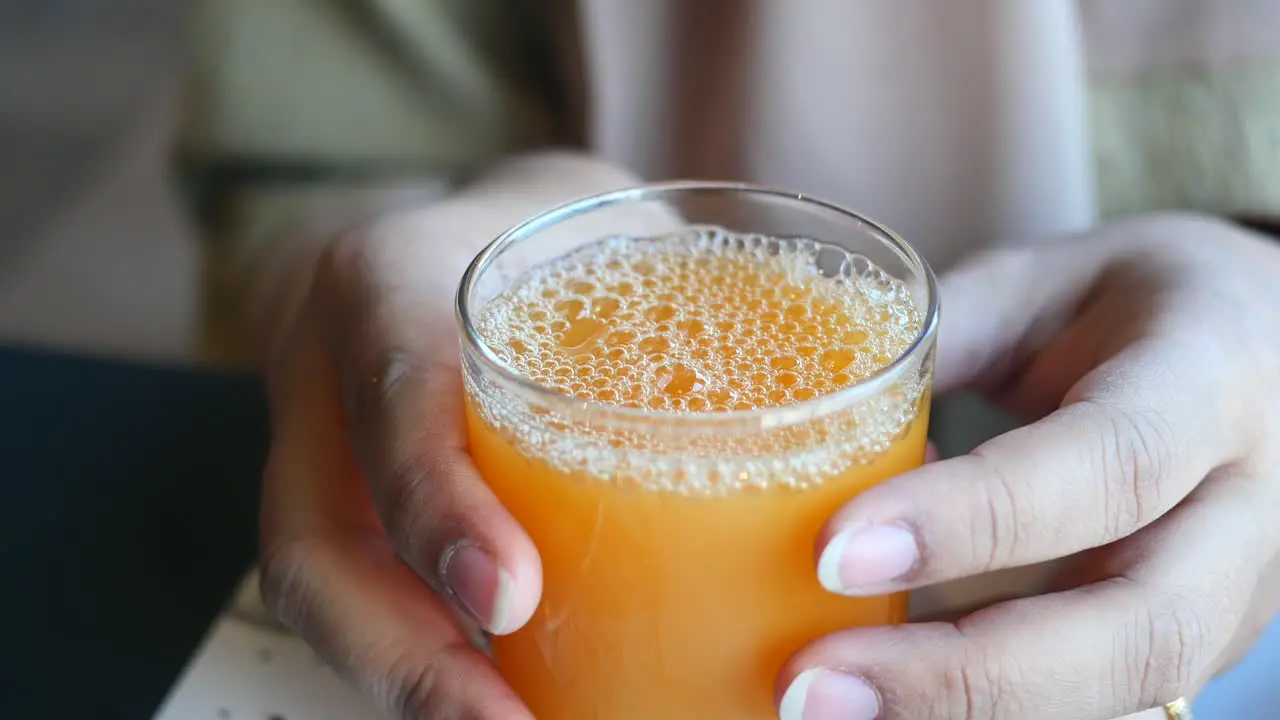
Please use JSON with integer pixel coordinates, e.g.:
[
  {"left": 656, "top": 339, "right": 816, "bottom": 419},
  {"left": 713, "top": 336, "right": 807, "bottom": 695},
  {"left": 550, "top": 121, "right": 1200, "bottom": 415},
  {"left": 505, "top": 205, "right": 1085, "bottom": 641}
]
[
  {"left": 1218, "top": 553, "right": 1280, "bottom": 673},
  {"left": 311, "top": 237, "right": 542, "bottom": 636},
  {"left": 816, "top": 337, "right": 1234, "bottom": 594},
  {"left": 782, "top": 470, "right": 1271, "bottom": 720},
  {"left": 1213, "top": 448, "right": 1280, "bottom": 674},
  {"left": 262, "top": 310, "right": 530, "bottom": 719},
  {"left": 1050, "top": 507, "right": 1280, "bottom": 679},
  {"left": 931, "top": 239, "right": 1104, "bottom": 394},
  {"left": 931, "top": 215, "right": 1207, "bottom": 397}
]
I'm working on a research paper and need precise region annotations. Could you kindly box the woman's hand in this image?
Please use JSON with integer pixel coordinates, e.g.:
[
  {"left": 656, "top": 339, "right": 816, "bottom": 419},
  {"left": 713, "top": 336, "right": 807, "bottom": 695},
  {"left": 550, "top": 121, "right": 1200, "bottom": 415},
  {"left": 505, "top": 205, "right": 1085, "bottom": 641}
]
[
  {"left": 257, "top": 153, "right": 640, "bottom": 719},
  {"left": 780, "top": 214, "right": 1280, "bottom": 719}
]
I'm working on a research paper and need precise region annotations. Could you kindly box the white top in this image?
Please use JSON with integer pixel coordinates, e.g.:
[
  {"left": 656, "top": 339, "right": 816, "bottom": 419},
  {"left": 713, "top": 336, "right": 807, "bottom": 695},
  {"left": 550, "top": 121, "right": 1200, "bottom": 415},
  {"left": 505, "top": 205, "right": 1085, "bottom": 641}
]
[
  {"left": 584, "top": 0, "right": 1280, "bottom": 270},
  {"left": 586, "top": 0, "right": 1095, "bottom": 271}
]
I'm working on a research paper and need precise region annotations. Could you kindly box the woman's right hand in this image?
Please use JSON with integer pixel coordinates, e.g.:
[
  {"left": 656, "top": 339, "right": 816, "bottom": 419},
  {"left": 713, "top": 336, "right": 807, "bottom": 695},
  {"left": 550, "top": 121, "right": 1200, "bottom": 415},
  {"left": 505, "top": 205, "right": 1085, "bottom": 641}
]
[{"left": 258, "top": 153, "right": 640, "bottom": 718}]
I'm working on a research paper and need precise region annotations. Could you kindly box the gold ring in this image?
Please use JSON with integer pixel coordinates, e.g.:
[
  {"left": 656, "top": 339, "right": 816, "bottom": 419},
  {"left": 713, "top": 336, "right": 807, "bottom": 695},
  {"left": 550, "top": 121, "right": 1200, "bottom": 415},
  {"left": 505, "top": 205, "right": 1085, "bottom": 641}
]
[{"left": 1164, "top": 697, "right": 1193, "bottom": 720}]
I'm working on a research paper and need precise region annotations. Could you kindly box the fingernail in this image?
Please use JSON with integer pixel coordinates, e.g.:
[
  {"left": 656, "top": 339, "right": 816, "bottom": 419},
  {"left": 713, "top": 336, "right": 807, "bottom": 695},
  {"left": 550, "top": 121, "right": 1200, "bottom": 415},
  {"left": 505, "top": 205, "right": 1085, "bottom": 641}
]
[
  {"left": 780, "top": 668, "right": 880, "bottom": 720},
  {"left": 441, "top": 542, "right": 515, "bottom": 634},
  {"left": 818, "top": 524, "right": 918, "bottom": 593}
]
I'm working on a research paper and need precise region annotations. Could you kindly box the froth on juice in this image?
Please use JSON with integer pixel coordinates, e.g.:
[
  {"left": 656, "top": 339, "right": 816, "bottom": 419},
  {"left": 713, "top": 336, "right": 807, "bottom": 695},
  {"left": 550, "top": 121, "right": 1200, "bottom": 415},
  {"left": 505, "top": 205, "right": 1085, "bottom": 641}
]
[{"left": 464, "top": 225, "right": 933, "bottom": 718}]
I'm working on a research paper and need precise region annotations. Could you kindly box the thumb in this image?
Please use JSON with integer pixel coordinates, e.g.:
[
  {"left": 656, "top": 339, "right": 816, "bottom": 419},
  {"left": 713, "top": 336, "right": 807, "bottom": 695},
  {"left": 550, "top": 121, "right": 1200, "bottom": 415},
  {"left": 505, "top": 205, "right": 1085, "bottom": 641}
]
[{"left": 932, "top": 236, "right": 1109, "bottom": 394}]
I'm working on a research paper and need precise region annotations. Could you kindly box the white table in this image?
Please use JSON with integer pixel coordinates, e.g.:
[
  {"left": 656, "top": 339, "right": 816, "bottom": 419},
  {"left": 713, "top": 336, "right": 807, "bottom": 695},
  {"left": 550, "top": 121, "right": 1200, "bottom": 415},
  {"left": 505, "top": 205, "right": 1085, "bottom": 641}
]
[{"left": 154, "top": 573, "right": 1280, "bottom": 719}]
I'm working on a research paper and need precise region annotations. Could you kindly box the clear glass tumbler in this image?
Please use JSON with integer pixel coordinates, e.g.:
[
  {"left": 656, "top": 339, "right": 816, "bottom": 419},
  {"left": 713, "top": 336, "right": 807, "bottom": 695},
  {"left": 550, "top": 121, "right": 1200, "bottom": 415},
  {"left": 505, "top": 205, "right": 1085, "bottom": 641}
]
[{"left": 456, "top": 182, "right": 938, "bottom": 719}]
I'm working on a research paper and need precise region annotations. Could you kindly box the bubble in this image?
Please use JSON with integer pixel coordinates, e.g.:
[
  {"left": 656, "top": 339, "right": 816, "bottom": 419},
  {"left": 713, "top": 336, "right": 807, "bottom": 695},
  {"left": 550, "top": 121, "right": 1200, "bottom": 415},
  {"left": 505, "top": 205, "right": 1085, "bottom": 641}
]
[
  {"left": 820, "top": 348, "right": 857, "bottom": 373},
  {"left": 655, "top": 363, "right": 706, "bottom": 397},
  {"left": 786, "top": 304, "right": 809, "bottom": 320},
  {"left": 560, "top": 317, "right": 607, "bottom": 349},
  {"left": 770, "top": 355, "right": 798, "bottom": 371},
  {"left": 593, "top": 295, "right": 622, "bottom": 318},
  {"left": 555, "top": 298, "right": 586, "bottom": 320},
  {"left": 679, "top": 318, "right": 707, "bottom": 338},
  {"left": 841, "top": 328, "right": 870, "bottom": 345},
  {"left": 646, "top": 304, "right": 678, "bottom": 323},
  {"left": 638, "top": 335, "right": 672, "bottom": 355},
  {"left": 605, "top": 329, "right": 638, "bottom": 347}
]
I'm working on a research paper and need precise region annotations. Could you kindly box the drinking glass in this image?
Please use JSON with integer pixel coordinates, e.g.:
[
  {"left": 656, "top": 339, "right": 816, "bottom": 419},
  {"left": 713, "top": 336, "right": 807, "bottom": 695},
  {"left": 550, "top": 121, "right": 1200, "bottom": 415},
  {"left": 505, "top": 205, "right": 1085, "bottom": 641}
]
[{"left": 456, "top": 181, "right": 938, "bottom": 719}]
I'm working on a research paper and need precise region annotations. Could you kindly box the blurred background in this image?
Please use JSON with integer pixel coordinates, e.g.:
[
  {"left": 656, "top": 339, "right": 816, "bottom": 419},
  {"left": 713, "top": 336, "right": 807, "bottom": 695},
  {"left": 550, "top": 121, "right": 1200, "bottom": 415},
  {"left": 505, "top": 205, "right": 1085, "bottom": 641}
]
[
  {"left": 0, "top": 0, "right": 195, "bottom": 363},
  {"left": 0, "top": 6, "right": 293, "bottom": 718}
]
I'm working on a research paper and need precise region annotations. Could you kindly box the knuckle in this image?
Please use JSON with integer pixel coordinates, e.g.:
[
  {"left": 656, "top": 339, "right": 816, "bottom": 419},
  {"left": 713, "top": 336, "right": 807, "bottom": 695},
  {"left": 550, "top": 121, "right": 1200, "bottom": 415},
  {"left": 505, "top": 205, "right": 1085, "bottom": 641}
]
[
  {"left": 319, "top": 213, "right": 425, "bottom": 292},
  {"left": 386, "top": 652, "right": 449, "bottom": 719},
  {"left": 350, "top": 347, "right": 419, "bottom": 428},
  {"left": 965, "top": 452, "right": 1027, "bottom": 572},
  {"left": 1094, "top": 402, "right": 1175, "bottom": 537},
  {"left": 380, "top": 455, "right": 455, "bottom": 582},
  {"left": 312, "top": 232, "right": 380, "bottom": 349},
  {"left": 377, "top": 644, "right": 472, "bottom": 720},
  {"left": 936, "top": 652, "right": 996, "bottom": 720},
  {"left": 1131, "top": 591, "right": 1212, "bottom": 704},
  {"left": 314, "top": 230, "right": 375, "bottom": 297},
  {"left": 258, "top": 539, "right": 317, "bottom": 632},
  {"left": 918, "top": 624, "right": 1014, "bottom": 720}
]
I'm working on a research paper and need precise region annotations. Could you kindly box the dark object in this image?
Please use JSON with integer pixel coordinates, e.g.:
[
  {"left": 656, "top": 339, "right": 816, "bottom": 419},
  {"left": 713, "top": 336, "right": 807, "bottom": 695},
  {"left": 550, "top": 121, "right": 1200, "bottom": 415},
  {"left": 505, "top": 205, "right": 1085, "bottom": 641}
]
[
  {"left": 0, "top": 345, "right": 268, "bottom": 719},
  {"left": 1235, "top": 213, "right": 1280, "bottom": 240}
]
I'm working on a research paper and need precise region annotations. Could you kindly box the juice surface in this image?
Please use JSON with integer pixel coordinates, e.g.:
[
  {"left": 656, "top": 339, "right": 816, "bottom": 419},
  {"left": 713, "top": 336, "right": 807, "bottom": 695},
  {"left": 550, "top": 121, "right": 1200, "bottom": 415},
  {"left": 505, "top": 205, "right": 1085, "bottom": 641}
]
[{"left": 466, "top": 228, "right": 930, "bottom": 719}]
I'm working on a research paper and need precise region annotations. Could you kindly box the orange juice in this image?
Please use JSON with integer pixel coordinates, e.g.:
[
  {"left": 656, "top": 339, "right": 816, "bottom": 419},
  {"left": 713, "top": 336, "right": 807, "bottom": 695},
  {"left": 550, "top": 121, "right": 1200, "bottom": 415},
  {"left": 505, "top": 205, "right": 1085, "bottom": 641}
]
[{"left": 465, "top": 228, "right": 931, "bottom": 719}]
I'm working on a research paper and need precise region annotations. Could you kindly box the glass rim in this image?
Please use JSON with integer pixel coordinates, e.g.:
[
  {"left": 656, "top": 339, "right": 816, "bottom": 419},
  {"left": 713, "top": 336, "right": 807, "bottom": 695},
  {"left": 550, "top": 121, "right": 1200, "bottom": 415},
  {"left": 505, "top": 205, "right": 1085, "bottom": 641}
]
[{"left": 455, "top": 180, "right": 939, "bottom": 430}]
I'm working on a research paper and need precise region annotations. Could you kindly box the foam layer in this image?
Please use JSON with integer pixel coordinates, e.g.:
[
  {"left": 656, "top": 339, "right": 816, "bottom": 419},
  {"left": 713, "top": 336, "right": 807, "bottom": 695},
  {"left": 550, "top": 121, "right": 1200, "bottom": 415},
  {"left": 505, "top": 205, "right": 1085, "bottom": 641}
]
[
  {"left": 468, "top": 226, "right": 932, "bottom": 494},
  {"left": 476, "top": 228, "right": 920, "bottom": 410}
]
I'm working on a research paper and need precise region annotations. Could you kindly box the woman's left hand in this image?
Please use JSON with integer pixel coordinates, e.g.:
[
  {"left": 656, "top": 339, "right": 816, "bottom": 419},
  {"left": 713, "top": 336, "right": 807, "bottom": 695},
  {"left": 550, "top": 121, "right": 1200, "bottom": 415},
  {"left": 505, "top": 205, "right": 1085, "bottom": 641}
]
[{"left": 779, "top": 214, "right": 1280, "bottom": 720}]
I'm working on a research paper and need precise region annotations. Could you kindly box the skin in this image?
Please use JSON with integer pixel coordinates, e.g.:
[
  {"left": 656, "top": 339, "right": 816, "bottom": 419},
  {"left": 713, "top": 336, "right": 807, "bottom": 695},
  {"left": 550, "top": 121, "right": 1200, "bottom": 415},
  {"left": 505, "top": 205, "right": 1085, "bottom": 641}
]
[{"left": 257, "top": 153, "right": 1280, "bottom": 719}]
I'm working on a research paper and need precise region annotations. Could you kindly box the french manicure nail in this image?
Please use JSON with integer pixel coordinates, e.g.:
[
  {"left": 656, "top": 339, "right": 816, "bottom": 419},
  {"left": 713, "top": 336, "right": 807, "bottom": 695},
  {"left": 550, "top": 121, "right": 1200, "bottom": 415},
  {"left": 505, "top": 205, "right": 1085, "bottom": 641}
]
[
  {"left": 780, "top": 668, "right": 880, "bottom": 720},
  {"left": 818, "top": 524, "right": 918, "bottom": 593},
  {"left": 441, "top": 542, "right": 515, "bottom": 634}
]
